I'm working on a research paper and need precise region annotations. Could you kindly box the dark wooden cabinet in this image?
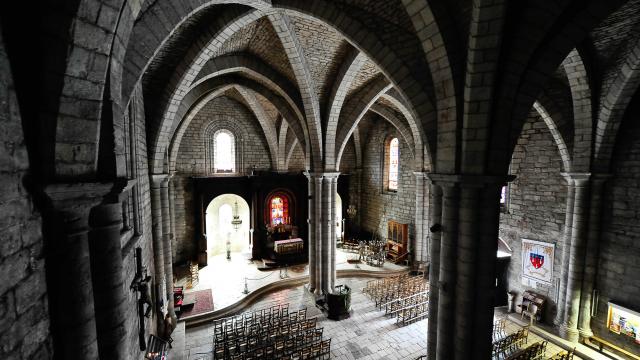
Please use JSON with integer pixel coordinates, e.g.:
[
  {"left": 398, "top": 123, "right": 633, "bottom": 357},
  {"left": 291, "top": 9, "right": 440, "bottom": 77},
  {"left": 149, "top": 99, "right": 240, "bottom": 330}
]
[{"left": 386, "top": 220, "right": 408, "bottom": 263}]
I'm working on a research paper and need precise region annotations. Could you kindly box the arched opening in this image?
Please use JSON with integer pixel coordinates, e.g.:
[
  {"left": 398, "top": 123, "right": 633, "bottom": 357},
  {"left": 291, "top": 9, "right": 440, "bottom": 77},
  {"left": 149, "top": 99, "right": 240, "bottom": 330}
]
[{"left": 205, "top": 194, "right": 250, "bottom": 257}]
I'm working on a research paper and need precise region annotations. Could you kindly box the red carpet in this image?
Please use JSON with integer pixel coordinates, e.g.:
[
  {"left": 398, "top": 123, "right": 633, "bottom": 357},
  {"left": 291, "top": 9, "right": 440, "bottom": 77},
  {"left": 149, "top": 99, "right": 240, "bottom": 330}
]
[{"left": 179, "top": 289, "right": 213, "bottom": 319}]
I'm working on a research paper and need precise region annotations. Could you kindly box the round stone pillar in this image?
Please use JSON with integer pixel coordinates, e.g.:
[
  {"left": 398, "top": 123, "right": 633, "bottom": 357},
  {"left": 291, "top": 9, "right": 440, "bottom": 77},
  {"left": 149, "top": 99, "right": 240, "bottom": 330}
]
[
  {"left": 321, "top": 175, "right": 332, "bottom": 293},
  {"left": 428, "top": 174, "right": 510, "bottom": 360},
  {"left": 305, "top": 172, "right": 318, "bottom": 293},
  {"left": 160, "top": 176, "right": 176, "bottom": 322},
  {"left": 329, "top": 174, "right": 339, "bottom": 290},
  {"left": 578, "top": 174, "right": 610, "bottom": 338},
  {"left": 150, "top": 175, "right": 167, "bottom": 327},
  {"left": 314, "top": 175, "right": 323, "bottom": 294},
  {"left": 89, "top": 203, "right": 127, "bottom": 359},
  {"left": 556, "top": 175, "right": 576, "bottom": 326},
  {"left": 435, "top": 182, "right": 460, "bottom": 359},
  {"left": 561, "top": 173, "right": 591, "bottom": 342},
  {"left": 426, "top": 181, "right": 442, "bottom": 360},
  {"left": 44, "top": 183, "right": 112, "bottom": 359}
]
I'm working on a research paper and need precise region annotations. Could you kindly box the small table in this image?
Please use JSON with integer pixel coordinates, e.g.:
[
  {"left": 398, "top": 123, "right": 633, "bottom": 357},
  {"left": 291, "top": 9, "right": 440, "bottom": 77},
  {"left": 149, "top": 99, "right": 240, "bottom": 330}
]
[{"left": 181, "top": 293, "right": 196, "bottom": 311}]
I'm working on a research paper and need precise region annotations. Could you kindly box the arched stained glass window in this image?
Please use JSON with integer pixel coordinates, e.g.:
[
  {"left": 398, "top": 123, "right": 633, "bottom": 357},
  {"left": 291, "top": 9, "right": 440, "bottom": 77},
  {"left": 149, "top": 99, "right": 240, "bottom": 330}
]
[
  {"left": 270, "top": 196, "right": 289, "bottom": 226},
  {"left": 213, "top": 130, "right": 235, "bottom": 172},
  {"left": 388, "top": 137, "right": 399, "bottom": 190}
]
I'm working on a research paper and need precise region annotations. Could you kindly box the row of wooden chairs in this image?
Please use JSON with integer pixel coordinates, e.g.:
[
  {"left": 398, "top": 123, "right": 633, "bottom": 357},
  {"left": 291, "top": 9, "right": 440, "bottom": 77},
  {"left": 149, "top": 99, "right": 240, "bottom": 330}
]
[
  {"left": 214, "top": 317, "right": 318, "bottom": 346},
  {"left": 364, "top": 275, "right": 429, "bottom": 326},
  {"left": 213, "top": 304, "right": 293, "bottom": 333},
  {"left": 212, "top": 303, "right": 330, "bottom": 360},
  {"left": 214, "top": 327, "right": 324, "bottom": 359},
  {"left": 492, "top": 327, "right": 529, "bottom": 359},
  {"left": 218, "top": 338, "right": 330, "bottom": 360},
  {"left": 382, "top": 291, "right": 428, "bottom": 314},
  {"left": 548, "top": 348, "right": 575, "bottom": 360},
  {"left": 506, "top": 341, "right": 547, "bottom": 360},
  {"left": 494, "top": 318, "right": 507, "bottom": 341},
  {"left": 365, "top": 275, "right": 427, "bottom": 308},
  {"left": 214, "top": 309, "right": 308, "bottom": 342},
  {"left": 395, "top": 299, "right": 429, "bottom": 325}
]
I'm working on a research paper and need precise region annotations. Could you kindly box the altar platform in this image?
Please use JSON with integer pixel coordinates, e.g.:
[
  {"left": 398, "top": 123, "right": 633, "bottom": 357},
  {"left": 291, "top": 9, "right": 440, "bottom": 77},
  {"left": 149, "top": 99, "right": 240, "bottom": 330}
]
[{"left": 174, "top": 248, "right": 408, "bottom": 325}]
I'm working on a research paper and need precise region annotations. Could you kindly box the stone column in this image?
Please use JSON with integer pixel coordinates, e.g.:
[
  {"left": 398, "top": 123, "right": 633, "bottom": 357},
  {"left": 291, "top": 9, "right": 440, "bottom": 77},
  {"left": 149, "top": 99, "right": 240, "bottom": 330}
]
[
  {"left": 168, "top": 173, "right": 177, "bottom": 245},
  {"left": 435, "top": 181, "right": 459, "bottom": 359},
  {"left": 426, "top": 181, "right": 442, "bottom": 360},
  {"left": 160, "top": 175, "right": 177, "bottom": 322},
  {"left": 306, "top": 172, "right": 339, "bottom": 294},
  {"left": 428, "top": 174, "right": 508, "bottom": 359},
  {"left": 329, "top": 174, "right": 339, "bottom": 290},
  {"left": 305, "top": 172, "right": 317, "bottom": 293},
  {"left": 470, "top": 181, "right": 504, "bottom": 356},
  {"left": 321, "top": 174, "right": 332, "bottom": 293},
  {"left": 413, "top": 172, "right": 429, "bottom": 263},
  {"left": 44, "top": 183, "right": 112, "bottom": 359},
  {"left": 89, "top": 203, "right": 127, "bottom": 359},
  {"left": 314, "top": 175, "right": 323, "bottom": 294},
  {"left": 555, "top": 175, "right": 576, "bottom": 326},
  {"left": 578, "top": 174, "right": 610, "bottom": 337},
  {"left": 150, "top": 175, "right": 167, "bottom": 325},
  {"left": 561, "top": 173, "right": 591, "bottom": 342}
]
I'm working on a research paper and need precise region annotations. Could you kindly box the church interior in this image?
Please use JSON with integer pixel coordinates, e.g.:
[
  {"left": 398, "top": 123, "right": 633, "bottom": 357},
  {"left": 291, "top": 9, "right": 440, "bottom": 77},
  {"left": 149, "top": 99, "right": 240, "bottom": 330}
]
[{"left": 1, "top": 0, "right": 640, "bottom": 359}]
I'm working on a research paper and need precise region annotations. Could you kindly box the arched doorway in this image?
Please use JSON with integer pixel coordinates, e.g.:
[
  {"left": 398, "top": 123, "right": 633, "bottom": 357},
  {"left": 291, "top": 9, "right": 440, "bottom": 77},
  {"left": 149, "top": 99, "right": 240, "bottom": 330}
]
[{"left": 205, "top": 194, "right": 250, "bottom": 257}]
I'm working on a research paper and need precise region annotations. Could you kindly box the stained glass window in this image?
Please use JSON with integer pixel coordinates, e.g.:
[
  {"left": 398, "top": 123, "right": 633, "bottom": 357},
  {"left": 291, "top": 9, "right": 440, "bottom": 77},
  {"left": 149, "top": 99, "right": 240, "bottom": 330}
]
[
  {"left": 388, "top": 138, "right": 399, "bottom": 190},
  {"left": 214, "top": 130, "right": 235, "bottom": 172},
  {"left": 270, "top": 196, "right": 289, "bottom": 226}
]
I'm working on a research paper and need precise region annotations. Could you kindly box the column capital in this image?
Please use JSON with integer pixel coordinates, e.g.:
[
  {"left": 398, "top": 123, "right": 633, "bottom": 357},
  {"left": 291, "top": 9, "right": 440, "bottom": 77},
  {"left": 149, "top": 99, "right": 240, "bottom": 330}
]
[
  {"left": 426, "top": 173, "right": 515, "bottom": 188},
  {"left": 413, "top": 171, "right": 428, "bottom": 179},
  {"left": 43, "top": 182, "right": 114, "bottom": 213},
  {"left": 561, "top": 172, "right": 590, "bottom": 186},
  {"left": 151, "top": 173, "right": 170, "bottom": 188},
  {"left": 304, "top": 171, "right": 340, "bottom": 179}
]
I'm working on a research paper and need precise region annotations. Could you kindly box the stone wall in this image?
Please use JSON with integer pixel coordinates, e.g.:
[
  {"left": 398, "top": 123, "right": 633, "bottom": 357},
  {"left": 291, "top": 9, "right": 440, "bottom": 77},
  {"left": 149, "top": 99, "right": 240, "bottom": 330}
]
[
  {"left": 359, "top": 118, "right": 416, "bottom": 244},
  {"left": 499, "top": 114, "right": 567, "bottom": 323},
  {"left": 592, "top": 97, "right": 640, "bottom": 353},
  {"left": 0, "top": 30, "right": 52, "bottom": 359},
  {"left": 173, "top": 96, "right": 273, "bottom": 264},
  {"left": 121, "top": 85, "right": 156, "bottom": 359}
]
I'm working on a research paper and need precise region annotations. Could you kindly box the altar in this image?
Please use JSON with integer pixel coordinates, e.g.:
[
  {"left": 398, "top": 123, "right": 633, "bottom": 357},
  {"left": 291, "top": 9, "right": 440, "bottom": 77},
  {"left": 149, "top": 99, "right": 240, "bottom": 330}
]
[{"left": 274, "top": 238, "right": 304, "bottom": 254}]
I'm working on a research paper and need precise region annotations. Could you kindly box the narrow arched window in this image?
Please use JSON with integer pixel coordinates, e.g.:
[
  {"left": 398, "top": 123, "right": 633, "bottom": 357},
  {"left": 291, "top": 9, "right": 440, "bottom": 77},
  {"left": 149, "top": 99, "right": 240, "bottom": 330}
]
[
  {"left": 213, "top": 130, "right": 235, "bottom": 172},
  {"left": 218, "top": 203, "right": 233, "bottom": 233},
  {"left": 270, "top": 196, "right": 289, "bottom": 226},
  {"left": 388, "top": 137, "right": 399, "bottom": 190}
]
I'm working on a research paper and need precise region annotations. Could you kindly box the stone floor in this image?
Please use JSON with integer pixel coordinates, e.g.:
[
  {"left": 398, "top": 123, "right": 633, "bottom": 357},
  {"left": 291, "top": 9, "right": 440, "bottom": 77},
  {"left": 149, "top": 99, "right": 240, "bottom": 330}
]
[
  {"left": 184, "top": 277, "right": 427, "bottom": 360},
  {"left": 181, "top": 277, "right": 586, "bottom": 360},
  {"left": 175, "top": 249, "right": 406, "bottom": 311}
]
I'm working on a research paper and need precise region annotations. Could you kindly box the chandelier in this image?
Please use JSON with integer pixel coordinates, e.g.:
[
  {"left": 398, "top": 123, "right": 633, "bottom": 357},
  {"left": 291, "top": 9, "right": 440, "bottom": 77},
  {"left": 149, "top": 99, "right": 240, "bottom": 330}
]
[
  {"left": 231, "top": 201, "right": 242, "bottom": 231},
  {"left": 347, "top": 204, "right": 357, "bottom": 219}
]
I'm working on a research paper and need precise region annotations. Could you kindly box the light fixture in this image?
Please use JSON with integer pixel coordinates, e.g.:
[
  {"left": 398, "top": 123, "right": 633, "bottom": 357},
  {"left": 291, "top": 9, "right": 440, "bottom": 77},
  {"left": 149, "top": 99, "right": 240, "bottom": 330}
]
[
  {"left": 347, "top": 204, "right": 357, "bottom": 219},
  {"left": 231, "top": 201, "right": 242, "bottom": 231}
]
